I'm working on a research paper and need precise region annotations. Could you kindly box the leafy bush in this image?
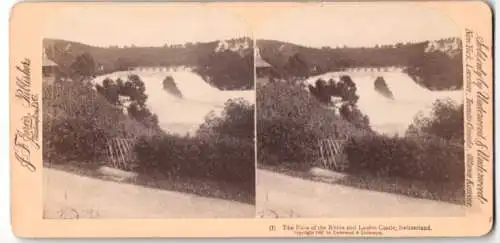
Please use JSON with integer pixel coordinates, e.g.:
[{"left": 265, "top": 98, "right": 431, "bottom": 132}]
[
  {"left": 45, "top": 37, "right": 254, "bottom": 89},
  {"left": 96, "top": 74, "right": 159, "bottom": 129},
  {"left": 135, "top": 134, "right": 254, "bottom": 183},
  {"left": 134, "top": 99, "right": 255, "bottom": 185},
  {"left": 258, "top": 38, "right": 463, "bottom": 90},
  {"left": 405, "top": 50, "right": 463, "bottom": 90},
  {"left": 283, "top": 53, "right": 310, "bottom": 78},
  {"left": 43, "top": 81, "right": 153, "bottom": 164},
  {"left": 258, "top": 119, "right": 317, "bottom": 165},
  {"left": 339, "top": 104, "right": 371, "bottom": 130},
  {"left": 344, "top": 98, "right": 464, "bottom": 185},
  {"left": 308, "top": 75, "right": 370, "bottom": 129},
  {"left": 407, "top": 98, "right": 464, "bottom": 143},
  {"left": 257, "top": 82, "right": 369, "bottom": 165},
  {"left": 44, "top": 116, "right": 110, "bottom": 162},
  {"left": 308, "top": 75, "right": 359, "bottom": 105},
  {"left": 344, "top": 134, "right": 464, "bottom": 183},
  {"left": 195, "top": 40, "right": 254, "bottom": 90},
  {"left": 197, "top": 98, "right": 254, "bottom": 141}
]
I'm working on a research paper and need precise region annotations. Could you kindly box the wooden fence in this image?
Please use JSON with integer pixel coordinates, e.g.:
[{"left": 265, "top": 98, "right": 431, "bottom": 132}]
[
  {"left": 106, "top": 138, "right": 137, "bottom": 171},
  {"left": 318, "top": 138, "right": 347, "bottom": 171}
]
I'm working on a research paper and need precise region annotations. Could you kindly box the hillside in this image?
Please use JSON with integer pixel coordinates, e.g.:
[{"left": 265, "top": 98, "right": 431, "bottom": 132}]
[
  {"left": 44, "top": 37, "right": 254, "bottom": 90},
  {"left": 257, "top": 38, "right": 463, "bottom": 90}
]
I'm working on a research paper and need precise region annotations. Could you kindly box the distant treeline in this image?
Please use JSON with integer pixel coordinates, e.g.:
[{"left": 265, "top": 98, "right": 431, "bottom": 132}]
[
  {"left": 43, "top": 37, "right": 254, "bottom": 90},
  {"left": 257, "top": 38, "right": 463, "bottom": 90}
]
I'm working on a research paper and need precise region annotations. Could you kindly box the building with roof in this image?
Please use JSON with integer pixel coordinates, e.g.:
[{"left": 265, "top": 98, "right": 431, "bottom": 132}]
[
  {"left": 42, "top": 48, "right": 59, "bottom": 85},
  {"left": 255, "top": 47, "right": 274, "bottom": 85}
]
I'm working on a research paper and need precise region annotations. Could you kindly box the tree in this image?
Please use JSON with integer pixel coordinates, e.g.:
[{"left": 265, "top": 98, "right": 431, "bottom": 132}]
[
  {"left": 70, "top": 52, "right": 96, "bottom": 82},
  {"left": 310, "top": 75, "right": 359, "bottom": 105},
  {"left": 406, "top": 98, "right": 464, "bottom": 143},
  {"left": 127, "top": 103, "right": 158, "bottom": 129},
  {"left": 337, "top": 75, "right": 359, "bottom": 104},
  {"left": 405, "top": 50, "right": 463, "bottom": 90},
  {"left": 285, "top": 53, "right": 309, "bottom": 78},
  {"left": 197, "top": 98, "right": 254, "bottom": 141},
  {"left": 96, "top": 74, "right": 158, "bottom": 129},
  {"left": 308, "top": 79, "right": 330, "bottom": 104},
  {"left": 95, "top": 78, "right": 120, "bottom": 105},
  {"left": 308, "top": 75, "right": 369, "bottom": 129},
  {"left": 195, "top": 39, "right": 254, "bottom": 90},
  {"left": 339, "top": 104, "right": 370, "bottom": 129},
  {"left": 121, "top": 74, "right": 147, "bottom": 106}
]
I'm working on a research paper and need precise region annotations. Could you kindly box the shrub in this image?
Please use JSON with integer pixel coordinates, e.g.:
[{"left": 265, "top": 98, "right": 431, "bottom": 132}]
[
  {"left": 344, "top": 134, "right": 464, "bottom": 183},
  {"left": 69, "top": 52, "right": 96, "bottom": 82},
  {"left": 95, "top": 74, "right": 159, "bottom": 129},
  {"left": 134, "top": 99, "right": 255, "bottom": 185},
  {"left": 44, "top": 116, "right": 111, "bottom": 162},
  {"left": 407, "top": 98, "right": 464, "bottom": 143},
  {"left": 405, "top": 50, "right": 463, "bottom": 90},
  {"left": 308, "top": 75, "right": 360, "bottom": 105},
  {"left": 197, "top": 98, "right": 254, "bottom": 141},
  {"left": 135, "top": 134, "right": 254, "bottom": 183},
  {"left": 308, "top": 75, "right": 369, "bottom": 129},
  {"left": 344, "top": 98, "right": 464, "bottom": 184},
  {"left": 257, "top": 82, "right": 370, "bottom": 166},
  {"left": 258, "top": 118, "right": 317, "bottom": 165},
  {"left": 339, "top": 104, "right": 371, "bottom": 130},
  {"left": 43, "top": 81, "right": 152, "bottom": 164},
  {"left": 195, "top": 40, "right": 254, "bottom": 90}
]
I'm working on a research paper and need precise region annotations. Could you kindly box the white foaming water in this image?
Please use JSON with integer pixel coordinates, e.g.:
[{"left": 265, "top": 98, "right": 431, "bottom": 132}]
[
  {"left": 93, "top": 68, "right": 254, "bottom": 135},
  {"left": 305, "top": 71, "right": 463, "bottom": 135}
]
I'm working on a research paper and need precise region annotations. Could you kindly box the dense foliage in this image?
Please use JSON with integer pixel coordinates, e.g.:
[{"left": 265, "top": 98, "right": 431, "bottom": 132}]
[
  {"left": 45, "top": 51, "right": 255, "bottom": 199},
  {"left": 69, "top": 52, "right": 97, "bottom": 82},
  {"left": 134, "top": 99, "right": 255, "bottom": 196},
  {"left": 195, "top": 47, "right": 254, "bottom": 90},
  {"left": 344, "top": 99, "right": 464, "bottom": 186},
  {"left": 344, "top": 134, "right": 463, "bottom": 183},
  {"left": 96, "top": 75, "right": 159, "bottom": 129},
  {"left": 257, "top": 38, "right": 464, "bottom": 200},
  {"left": 44, "top": 52, "right": 157, "bottom": 164},
  {"left": 308, "top": 75, "right": 370, "bottom": 129},
  {"left": 405, "top": 51, "right": 463, "bottom": 90},
  {"left": 257, "top": 81, "right": 370, "bottom": 165},
  {"left": 283, "top": 53, "right": 311, "bottom": 79},
  {"left": 43, "top": 81, "right": 153, "bottom": 163},
  {"left": 196, "top": 98, "right": 254, "bottom": 140},
  {"left": 406, "top": 98, "right": 464, "bottom": 143},
  {"left": 259, "top": 77, "right": 463, "bottom": 193},
  {"left": 258, "top": 38, "right": 463, "bottom": 90},
  {"left": 44, "top": 37, "right": 254, "bottom": 90}
]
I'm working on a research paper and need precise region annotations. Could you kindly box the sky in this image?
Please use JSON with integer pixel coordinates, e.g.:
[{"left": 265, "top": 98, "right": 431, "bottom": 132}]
[
  {"left": 257, "top": 4, "right": 460, "bottom": 48},
  {"left": 43, "top": 4, "right": 460, "bottom": 48},
  {"left": 43, "top": 5, "right": 252, "bottom": 47}
]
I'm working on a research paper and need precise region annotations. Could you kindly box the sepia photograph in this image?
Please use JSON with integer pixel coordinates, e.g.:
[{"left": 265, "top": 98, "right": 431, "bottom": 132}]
[
  {"left": 256, "top": 5, "right": 466, "bottom": 218},
  {"left": 41, "top": 6, "right": 256, "bottom": 218},
  {"left": 10, "top": 1, "right": 492, "bottom": 237}
]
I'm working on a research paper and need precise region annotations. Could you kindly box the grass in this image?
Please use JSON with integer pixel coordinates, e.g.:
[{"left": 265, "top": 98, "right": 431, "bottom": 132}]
[
  {"left": 45, "top": 161, "right": 255, "bottom": 205},
  {"left": 258, "top": 163, "right": 464, "bottom": 205}
]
